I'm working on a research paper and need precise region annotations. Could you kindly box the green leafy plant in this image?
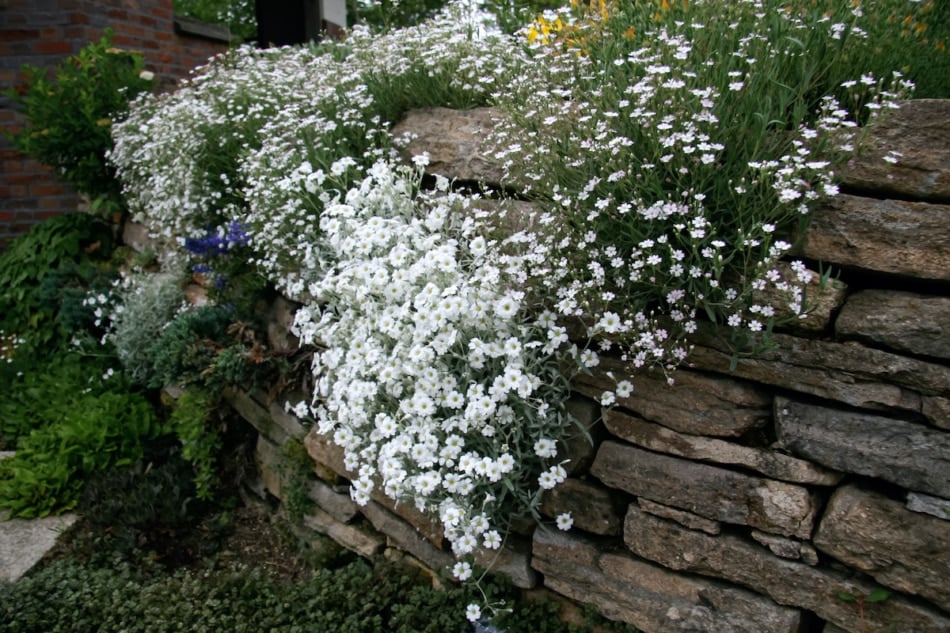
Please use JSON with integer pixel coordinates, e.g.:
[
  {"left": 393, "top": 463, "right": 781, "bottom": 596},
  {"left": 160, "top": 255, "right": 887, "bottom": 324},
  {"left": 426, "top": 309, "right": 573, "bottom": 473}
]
[
  {"left": 837, "top": 587, "right": 893, "bottom": 633},
  {"left": 174, "top": 0, "right": 256, "bottom": 41},
  {"left": 280, "top": 438, "right": 315, "bottom": 523},
  {"left": 0, "top": 556, "right": 606, "bottom": 633},
  {"left": 0, "top": 212, "right": 116, "bottom": 352},
  {"left": 0, "top": 364, "right": 159, "bottom": 518},
  {"left": 166, "top": 389, "right": 223, "bottom": 500},
  {"left": 4, "top": 30, "right": 154, "bottom": 214}
]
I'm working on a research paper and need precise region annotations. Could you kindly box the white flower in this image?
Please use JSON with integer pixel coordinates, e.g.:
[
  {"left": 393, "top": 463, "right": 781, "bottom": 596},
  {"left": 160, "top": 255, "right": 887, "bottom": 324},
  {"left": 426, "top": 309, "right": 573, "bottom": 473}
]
[
  {"left": 533, "top": 438, "right": 557, "bottom": 458},
  {"left": 452, "top": 561, "right": 473, "bottom": 581},
  {"left": 466, "top": 604, "right": 482, "bottom": 622},
  {"left": 555, "top": 512, "right": 574, "bottom": 531}
]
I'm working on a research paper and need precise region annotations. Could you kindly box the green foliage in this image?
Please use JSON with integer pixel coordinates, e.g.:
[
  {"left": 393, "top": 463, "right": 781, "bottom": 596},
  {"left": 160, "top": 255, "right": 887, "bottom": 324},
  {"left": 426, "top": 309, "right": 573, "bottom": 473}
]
[
  {"left": 4, "top": 30, "right": 154, "bottom": 210},
  {"left": 108, "top": 272, "right": 185, "bottom": 386},
  {"left": 167, "top": 389, "right": 223, "bottom": 500},
  {"left": 148, "top": 304, "right": 242, "bottom": 389},
  {"left": 174, "top": 0, "right": 256, "bottom": 42},
  {"left": 350, "top": 0, "right": 452, "bottom": 31},
  {"left": 0, "top": 212, "right": 115, "bottom": 352},
  {"left": 0, "top": 357, "right": 159, "bottom": 518},
  {"left": 280, "top": 438, "right": 315, "bottom": 523},
  {"left": 76, "top": 438, "right": 213, "bottom": 565},
  {"left": 0, "top": 556, "right": 602, "bottom": 633}
]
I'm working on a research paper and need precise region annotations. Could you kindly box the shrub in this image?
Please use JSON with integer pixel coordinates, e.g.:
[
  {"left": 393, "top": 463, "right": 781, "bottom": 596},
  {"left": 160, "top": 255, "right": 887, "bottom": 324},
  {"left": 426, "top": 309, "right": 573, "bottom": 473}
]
[
  {"left": 4, "top": 30, "right": 154, "bottom": 213},
  {"left": 0, "top": 361, "right": 159, "bottom": 518},
  {"left": 0, "top": 212, "right": 116, "bottom": 352}
]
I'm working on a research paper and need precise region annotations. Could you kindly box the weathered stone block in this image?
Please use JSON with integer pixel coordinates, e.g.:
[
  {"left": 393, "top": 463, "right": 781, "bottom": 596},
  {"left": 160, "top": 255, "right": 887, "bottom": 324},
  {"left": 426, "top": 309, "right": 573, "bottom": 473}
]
[
  {"left": 574, "top": 358, "right": 771, "bottom": 437},
  {"left": 688, "top": 328, "right": 950, "bottom": 418},
  {"left": 814, "top": 485, "right": 950, "bottom": 612},
  {"left": 638, "top": 498, "right": 720, "bottom": 536},
  {"left": 532, "top": 527, "right": 803, "bottom": 633},
  {"left": 391, "top": 107, "right": 506, "bottom": 185},
  {"left": 906, "top": 492, "right": 950, "bottom": 521},
  {"left": 561, "top": 396, "right": 603, "bottom": 476},
  {"left": 361, "top": 501, "right": 454, "bottom": 573},
  {"left": 775, "top": 398, "right": 950, "bottom": 498},
  {"left": 263, "top": 295, "right": 301, "bottom": 353},
  {"left": 300, "top": 506, "right": 385, "bottom": 559},
  {"left": 604, "top": 409, "right": 842, "bottom": 485},
  {"left": 591, "top": 441, "right": 818, "bottom": 538},
  {"left": 473, "top": 537, "right": 537, "bottom": 589},
  {"left": 227, "top": 389, "right": 293, "bottom": 446},
  {"left": 540, "top": 478, "right": 623, "bottom": 536},
  {"left": 799, "top": 195, "right": 950, "bottom": 281},
  {"left": 840, "top": 100, "right": 950, "bottom": 201},
  {"left": 922, "top": 396, "right": 950, "bottom": 431},
  {"left": 750, "top": 530, "right": 818, "bottom": 565},
  {"left": 255, "top": 435, "right": 284, "bottom": 499},
  {"left": 624, "top": 505, "right": 950, "bottom": 633},
  {"left": 836, "top": 290, "right": 950, "bottom": 361},
  {"left": 306, "top": 477, "right": 359, "bottom": 523},
  {"left": 754, "top": 262, "right": 847, "bottom": 333}
]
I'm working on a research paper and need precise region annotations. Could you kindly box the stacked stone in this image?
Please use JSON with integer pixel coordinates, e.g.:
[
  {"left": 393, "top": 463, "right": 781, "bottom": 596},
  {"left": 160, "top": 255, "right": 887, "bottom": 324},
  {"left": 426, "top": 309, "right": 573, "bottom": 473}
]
[{"left": 218, "top": 101, "right": 949, "bottom": 632}]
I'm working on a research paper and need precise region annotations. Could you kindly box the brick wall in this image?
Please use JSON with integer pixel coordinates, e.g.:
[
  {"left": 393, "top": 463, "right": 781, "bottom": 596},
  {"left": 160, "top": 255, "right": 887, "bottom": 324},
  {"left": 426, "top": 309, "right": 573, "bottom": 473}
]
[{"left": 0, "top": 0, "right": 229, "bottom": 251}]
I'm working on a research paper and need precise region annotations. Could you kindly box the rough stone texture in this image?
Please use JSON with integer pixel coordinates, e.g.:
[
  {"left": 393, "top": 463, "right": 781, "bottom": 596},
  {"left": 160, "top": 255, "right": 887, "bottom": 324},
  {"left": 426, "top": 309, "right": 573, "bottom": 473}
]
[
  {"left": 906, "top": 492, "right": 950, "bottom": 521},
  {"left": 688, "top": 328, "right": 950, "bottom": 418},
  {"left": 303, "top": 428, "right": 354, "bottom": 479},
  {"left": 814, "top": 485, "right": 950, "bottom": 612},
  {"left": 750, "top": 530, "right": 819, "bottom": 565},
  {"left": 473, "top": 537, "right": 537, "bottom": 589},
  {"left": 591, "top": 441, "right": 818, "bottom": 538},
  {"left": 836, "top": 290, "right": 950, "bottom": 361},
  {"left": 300, "top": 507, "right": 385, "bottom": 559},
  {"left": 604, "top": 409, "right": 842, "bottom": 486},
  {"left": 264, "top": 393, "right": 308, "bottom": 440},
  {"left": 638, "top": 498, "right": 721, "bottom": 536},
  {"left": 361, "top": 501, "right": 454, "bottom": 573},
  {"left": 840, "top": 100, "right": 950, "bottom": 200},
  {"left": 922, "top": 396, "right": 950, "bottom": 431},
  {"left": 574, "top": 358, "right": 772, "bottom": 437},
  {"left": 255, "top": 435, "right": 284, "bottom": 498},
  {"left": 307, "top": 478, "right": 359, "bottom": 523},
  {"left": 540, "top": 478, "right": 623, "bottom": 536},
  {"left": 753, "top": 262, "right": 848, "bottom": 333},
  {"left": 391, "top": 107, "right": 506, "bottom": 185},
  {"left": 775, "top": 398, "right": 950, "bottom": 498},
  {"left": 532, "top": 527, "right": 803, "bottom": 633},
  {"left": 228, "top": 389, "right": 299, "bottom": 446},
  {"left": 799, "top": 195, "right": 950, "bottom": 281},
  {"left": 0, "top": 511, "right": 78, "bottom": 582},
  {"left": 0, "top": 453, "right": 77, "bottom": 582},
  {"left": 624, "top": 505, "right": 950, "bottom": 633},
  {"left": 121, "top": 220, "right": 162, "bottom": 253},
  {"left": 561, "top": 396, "right": 603, "bottom": 476}
]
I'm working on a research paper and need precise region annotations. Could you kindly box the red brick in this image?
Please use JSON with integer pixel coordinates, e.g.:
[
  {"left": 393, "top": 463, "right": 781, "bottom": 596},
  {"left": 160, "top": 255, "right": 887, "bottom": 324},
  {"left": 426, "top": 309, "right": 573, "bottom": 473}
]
[
  {"left": 2, "top": 29, "right": 41, "bottom": 41},
  {"left": 29, "top": 183, "right": 70, "bottom": 197},
  {"left": 33, "top": 40, "right": 73, "bottom": 55}
]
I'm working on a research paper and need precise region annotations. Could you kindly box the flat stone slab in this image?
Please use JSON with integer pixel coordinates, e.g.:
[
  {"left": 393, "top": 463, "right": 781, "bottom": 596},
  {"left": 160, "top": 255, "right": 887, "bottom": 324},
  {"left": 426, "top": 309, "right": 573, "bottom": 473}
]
[
  {"left": 0, "top": 509, "right": 78, "bottom": 582},
  {"left": 0, "top": 452, "right": 78, "bottom": 583}
]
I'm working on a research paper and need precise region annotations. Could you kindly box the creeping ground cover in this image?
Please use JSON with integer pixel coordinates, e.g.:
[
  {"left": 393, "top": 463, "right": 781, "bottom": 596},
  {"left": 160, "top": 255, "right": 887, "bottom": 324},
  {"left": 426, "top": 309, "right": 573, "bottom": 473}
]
[{"left": 105, "top": 0, "right": 946, "bottom": 621}]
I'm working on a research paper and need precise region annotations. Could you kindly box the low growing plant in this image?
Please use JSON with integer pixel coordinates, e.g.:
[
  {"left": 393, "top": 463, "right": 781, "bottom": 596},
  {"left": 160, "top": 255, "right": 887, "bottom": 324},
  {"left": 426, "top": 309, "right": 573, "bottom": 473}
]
[{"left": 0, "top": 360, "right": 158, "bottom": 518}]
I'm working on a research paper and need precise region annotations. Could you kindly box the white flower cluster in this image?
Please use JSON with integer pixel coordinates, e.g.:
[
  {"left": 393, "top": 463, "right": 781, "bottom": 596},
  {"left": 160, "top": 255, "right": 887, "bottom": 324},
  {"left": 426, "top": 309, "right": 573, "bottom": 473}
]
[{"left": 291, "top": 160, "right": 580, "bottom": 555}]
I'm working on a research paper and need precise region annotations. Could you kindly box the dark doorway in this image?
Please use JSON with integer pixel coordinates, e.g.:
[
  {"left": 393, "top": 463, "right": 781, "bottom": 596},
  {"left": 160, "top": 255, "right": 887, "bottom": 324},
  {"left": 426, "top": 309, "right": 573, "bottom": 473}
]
[{"left": 255, "top": 0, "right": 322, "bottom": 47}]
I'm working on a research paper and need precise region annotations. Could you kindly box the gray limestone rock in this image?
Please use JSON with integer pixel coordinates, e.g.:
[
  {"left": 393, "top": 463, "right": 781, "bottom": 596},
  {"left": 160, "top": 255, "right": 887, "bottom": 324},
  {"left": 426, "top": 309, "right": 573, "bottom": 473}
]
[
  {"left": 836, "top": 290, "right": 950, "bottom": 361},
  {"left": 840, "top": 99, "right": 950, "bottom": 201},
  {"left": 532, "top": 527, "right": 803, "bottom": 633},
  {"left": 624, "top": 505, "right": 950, "bottom": 633},
  {"left": 775, "top": 398, "right": 950, "bottom": 497},
  {"left": 799, "top": 195, "right": 950, "bottom": 282},
  {"left": 591, "top": 441, "right": 818, "bottom": 538},
  {"left": 814, "top": 485, "right": 950, "bottom": 612}
]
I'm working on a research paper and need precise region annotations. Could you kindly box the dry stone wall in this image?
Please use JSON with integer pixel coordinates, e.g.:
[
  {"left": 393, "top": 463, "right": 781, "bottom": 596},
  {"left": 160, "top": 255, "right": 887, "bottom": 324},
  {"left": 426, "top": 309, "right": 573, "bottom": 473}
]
[{"left": 197, "top": 100, "right": 950, "bottom": 632}]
